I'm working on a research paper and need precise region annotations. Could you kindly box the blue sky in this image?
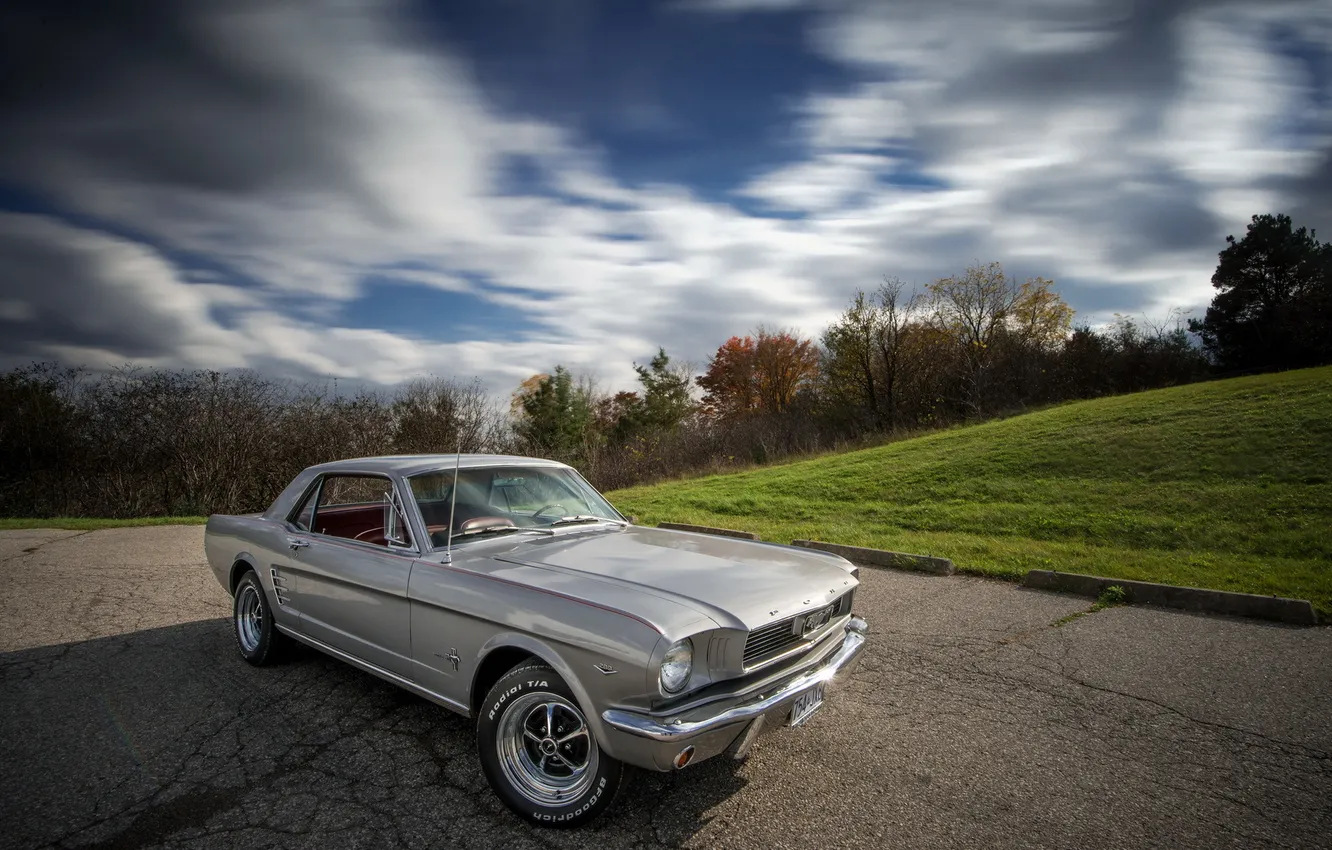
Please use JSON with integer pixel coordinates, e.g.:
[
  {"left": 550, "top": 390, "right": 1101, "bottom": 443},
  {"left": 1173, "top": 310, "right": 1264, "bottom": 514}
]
[{"left": 0, "top": 0, "right": 1329, "bottom": 392}]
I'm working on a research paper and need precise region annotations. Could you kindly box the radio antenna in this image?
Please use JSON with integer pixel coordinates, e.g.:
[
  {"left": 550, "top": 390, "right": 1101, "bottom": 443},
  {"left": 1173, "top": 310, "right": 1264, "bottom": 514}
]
[{"left": 445, "top": 438, "right": 462, "bottom": 559}]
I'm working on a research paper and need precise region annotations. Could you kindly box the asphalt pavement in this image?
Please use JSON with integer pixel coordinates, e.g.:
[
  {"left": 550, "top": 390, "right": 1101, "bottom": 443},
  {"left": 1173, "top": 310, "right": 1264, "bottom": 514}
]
[{"left": 1, "top": 526, "right": 1329, "bottom": 849}]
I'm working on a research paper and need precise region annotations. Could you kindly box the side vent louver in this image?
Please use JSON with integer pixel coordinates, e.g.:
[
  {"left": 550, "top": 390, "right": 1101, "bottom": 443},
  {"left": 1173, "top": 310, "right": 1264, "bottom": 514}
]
[{"left": 270, "top": 568, "right": 290, "bottom": 607}]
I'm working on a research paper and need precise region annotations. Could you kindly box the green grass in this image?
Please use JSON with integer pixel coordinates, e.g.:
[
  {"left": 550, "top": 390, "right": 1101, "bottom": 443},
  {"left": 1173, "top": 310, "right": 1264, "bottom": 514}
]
[
  {"left": 1054, "top": 585, "right": 1128, "bottom": 627},
  {"left": 0, "top": 516, "right": 207, "bottom": 531},
  {"left": 609, "top": 367, "right": 1332, "bottom": 616}
]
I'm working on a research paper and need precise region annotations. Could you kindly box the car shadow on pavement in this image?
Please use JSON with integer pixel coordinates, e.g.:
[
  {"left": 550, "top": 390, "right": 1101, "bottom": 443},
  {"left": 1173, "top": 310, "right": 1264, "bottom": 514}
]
[{"left": 0, "top": 618, "right": 747, "bottom": 850}]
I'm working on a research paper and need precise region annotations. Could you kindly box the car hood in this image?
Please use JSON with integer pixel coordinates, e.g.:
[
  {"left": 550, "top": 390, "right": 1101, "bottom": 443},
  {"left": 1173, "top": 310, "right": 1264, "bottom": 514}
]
[{"left": 494, "top": 525, "right": 858, "bottom": 632}]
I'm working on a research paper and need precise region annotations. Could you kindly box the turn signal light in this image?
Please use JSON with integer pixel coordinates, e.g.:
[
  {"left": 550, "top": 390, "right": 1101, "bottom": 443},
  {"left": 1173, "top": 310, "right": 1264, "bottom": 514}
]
[{"left": 673, "top": 746, "right": 695, "bottom": 769}]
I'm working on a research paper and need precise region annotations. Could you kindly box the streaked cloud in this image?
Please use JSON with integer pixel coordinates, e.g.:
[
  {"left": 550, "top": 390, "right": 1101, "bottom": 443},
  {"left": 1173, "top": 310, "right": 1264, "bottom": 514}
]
[{"left": 0, "top": 0, "right": 1327, "bottom": 390}]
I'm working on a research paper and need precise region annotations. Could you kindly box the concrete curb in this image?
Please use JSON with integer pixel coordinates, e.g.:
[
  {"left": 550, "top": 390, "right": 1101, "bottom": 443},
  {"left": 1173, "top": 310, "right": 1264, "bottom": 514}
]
[
  {"left": 790, "top": 539, "right": 956, "bottom": 576},
  {"left": 657, "top": 522, "right": 760, "bottom": 541},
  {"left": 1023, "top": 570, "right": 1319, "bottom": 626}
]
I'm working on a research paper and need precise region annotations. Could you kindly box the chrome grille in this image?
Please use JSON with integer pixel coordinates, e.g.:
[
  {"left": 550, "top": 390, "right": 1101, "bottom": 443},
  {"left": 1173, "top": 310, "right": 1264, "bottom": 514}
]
[
  {"left": 742, "top": 592, "right": 851, "bottom": 668},
  {"left": 742, "top": 618, "right": 800, "bottom": 666}
]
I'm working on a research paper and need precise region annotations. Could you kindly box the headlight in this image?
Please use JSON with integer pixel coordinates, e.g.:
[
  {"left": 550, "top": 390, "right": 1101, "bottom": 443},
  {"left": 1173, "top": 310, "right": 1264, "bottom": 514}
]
[{"left": 659, "top": 638, "right": 693, "bottom": 694}]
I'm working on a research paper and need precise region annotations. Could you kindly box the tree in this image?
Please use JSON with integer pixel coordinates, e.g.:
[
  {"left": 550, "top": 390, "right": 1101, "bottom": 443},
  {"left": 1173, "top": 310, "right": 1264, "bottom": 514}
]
[
  {"left": 633, "top": 348, "right": 695, "bottom": 430},
  {"left": 927, "top": 262, "right": 1072, "bottom": 416},
  {"left": 1007, "top": 277, "right": 1076, "bottom": 351},
  {"left": 391, "top": 377, "right": 498, "bottom": 454},
  {"left": 602, "top": 349, "right": 695, "bottom": 442},
  {"left": 821, "top": 296, "right": 878, "bottom": 424},
  {"left": 1189, "top": 213, "right": 1332, "bottom": 372},
  {"left": 821, "top": 279, "right": 921, "bottom": 429},
  {"left": 752, "top": 327, "right": 820, "bottom": 413},
  {"left": 593, "top": 391, "right": 640, "bottom": 435},
  {"left": 510, "top": 373, "right": 548, "bottom": 416},
  {"left": 698, "top": 329, "right": 820, "bottom": 418},
  {"left": 512, "top": 366, "right": 593, "bottom": 458},
  {"left": 696, "top": 335, "right": 759, "bottom": 419}
]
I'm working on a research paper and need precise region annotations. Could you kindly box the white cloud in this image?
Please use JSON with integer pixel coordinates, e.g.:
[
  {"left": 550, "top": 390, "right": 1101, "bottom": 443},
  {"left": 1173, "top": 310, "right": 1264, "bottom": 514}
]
[
  {"left": 2, "top": 0, "right": 1329, "bottom": 394},
  {"left": 734, "top": 0, "right": 1332, "bottom": 318},
  {"left": 742, "top": 153, "right": 898, "bottom": 211},
  {"left": 799, "top": 82, "right": 913, "bottom": 150},
  {"left": 0, "top": 213, "right": 247, "bottom": 369},
  {"left": 1161, "top": 7, "right": 1321, "bottom": 197}
]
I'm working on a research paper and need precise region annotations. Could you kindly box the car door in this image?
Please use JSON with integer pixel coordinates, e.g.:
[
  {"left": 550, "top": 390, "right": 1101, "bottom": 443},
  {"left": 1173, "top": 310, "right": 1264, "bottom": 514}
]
[
  {"left": 284, "top": 473, "right": 416, "bottom": 676},
  {"left": 405, "top": 468, "right": 521, "bottom": 709},
  {"left": 407, "top": 545, "right": 493, "bottom": 709}
]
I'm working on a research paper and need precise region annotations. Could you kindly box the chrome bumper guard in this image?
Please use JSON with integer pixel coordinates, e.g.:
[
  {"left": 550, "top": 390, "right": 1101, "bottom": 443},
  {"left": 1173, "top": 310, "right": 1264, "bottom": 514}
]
[{"left": 602, "top": 616, "right": 868, "bottom": 743}]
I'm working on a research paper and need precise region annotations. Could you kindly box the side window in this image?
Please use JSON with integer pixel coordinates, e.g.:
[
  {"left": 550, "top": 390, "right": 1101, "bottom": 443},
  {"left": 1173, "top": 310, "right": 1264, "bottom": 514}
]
[
  {"left": 310, "top": 475, "right": 413, "bottom": 549},
  {"left": 319, "top": 475, "right": 388, "bottom": 509},
  {"left": 290, "top": 482, "right": 319, "bottom": 532}
]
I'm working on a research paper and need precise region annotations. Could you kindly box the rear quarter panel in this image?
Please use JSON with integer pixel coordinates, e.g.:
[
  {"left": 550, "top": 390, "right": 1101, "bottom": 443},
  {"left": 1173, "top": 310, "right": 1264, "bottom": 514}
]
[{"left": 204, "top": 514, "right": 298, "bottom": 628}]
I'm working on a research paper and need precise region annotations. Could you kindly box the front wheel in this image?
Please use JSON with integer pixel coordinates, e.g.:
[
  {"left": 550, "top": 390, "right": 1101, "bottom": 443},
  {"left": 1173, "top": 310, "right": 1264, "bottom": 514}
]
[{"left": 477, "top": 663, "right": 625, "bottom": 827}]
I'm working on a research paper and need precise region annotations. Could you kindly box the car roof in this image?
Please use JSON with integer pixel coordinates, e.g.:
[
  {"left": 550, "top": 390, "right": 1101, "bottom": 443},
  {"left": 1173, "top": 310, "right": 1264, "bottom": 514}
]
[{"left": 305, "top": 454, "right": 572, "bottom": 478}]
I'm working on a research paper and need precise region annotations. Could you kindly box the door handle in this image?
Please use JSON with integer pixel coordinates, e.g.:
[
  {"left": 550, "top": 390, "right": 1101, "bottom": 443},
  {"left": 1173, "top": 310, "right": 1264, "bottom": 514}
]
[{"left": 287, "top": 537, "right": 310, "bottom": 550}]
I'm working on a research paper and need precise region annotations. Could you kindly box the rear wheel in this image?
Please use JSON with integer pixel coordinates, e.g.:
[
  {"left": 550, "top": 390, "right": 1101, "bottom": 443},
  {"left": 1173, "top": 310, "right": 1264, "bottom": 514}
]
[
  {"left": 233, "top": 570, "right": 289, "bottom": 666},
  {"left": 477, "top": 663, "right": 625, "bottom": 827}
]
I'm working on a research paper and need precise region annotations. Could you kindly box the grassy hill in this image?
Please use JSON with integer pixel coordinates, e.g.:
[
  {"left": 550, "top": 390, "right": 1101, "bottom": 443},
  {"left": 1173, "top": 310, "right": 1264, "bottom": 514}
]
[{"left": 609, "top": 367, "right": 1332, "bottom": 616}]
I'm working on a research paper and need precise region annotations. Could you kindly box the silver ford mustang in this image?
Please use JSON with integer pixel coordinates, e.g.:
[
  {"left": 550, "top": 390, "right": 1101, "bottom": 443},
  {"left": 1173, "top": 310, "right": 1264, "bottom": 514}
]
[{"left": 205, "top": 454, "right": 868, "bottom": 826}]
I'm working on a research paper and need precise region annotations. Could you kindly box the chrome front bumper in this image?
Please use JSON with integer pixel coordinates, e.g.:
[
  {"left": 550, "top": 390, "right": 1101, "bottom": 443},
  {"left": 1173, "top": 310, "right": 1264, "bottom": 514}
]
[{"left": 602, "top": 616, "right": 868, "bottom": 744}]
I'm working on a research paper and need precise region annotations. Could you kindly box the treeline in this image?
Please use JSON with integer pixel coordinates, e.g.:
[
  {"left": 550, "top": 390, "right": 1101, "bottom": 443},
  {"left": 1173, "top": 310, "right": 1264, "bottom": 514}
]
[
  {"left": 5, "top": 209, "right": 1327, "bottom": 519},
  {"left": 0, "top": 369, "right": 507, "bottom": 517},
  {"left": 0, "top": 262, "right": 1208, "bottom": 517},
  {"left": 513, "top": 262, "right": 1210, "bottom": 490},
  {"left": 515, "top": 212, "right": 1331, "bottom": 489}
]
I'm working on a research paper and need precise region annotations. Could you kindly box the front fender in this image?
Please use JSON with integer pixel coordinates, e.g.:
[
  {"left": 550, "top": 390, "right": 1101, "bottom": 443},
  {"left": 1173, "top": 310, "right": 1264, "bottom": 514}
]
[{"left": 473, "top": 632, "right": 626, "bottom": 760}]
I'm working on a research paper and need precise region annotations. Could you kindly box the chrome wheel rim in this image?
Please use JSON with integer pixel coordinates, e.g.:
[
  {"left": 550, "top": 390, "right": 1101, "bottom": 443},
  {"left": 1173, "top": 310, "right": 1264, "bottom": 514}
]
[
  {"left": 236, "top": 584, "right": 263, "bottom": 653},
  {"left": 496, "top": 692, "right": 597, "bottom": 807}
]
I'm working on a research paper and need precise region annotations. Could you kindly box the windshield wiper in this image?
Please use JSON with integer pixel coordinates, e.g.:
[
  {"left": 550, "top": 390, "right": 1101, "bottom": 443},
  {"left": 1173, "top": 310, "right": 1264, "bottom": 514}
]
[
  {"left": 548, "top": 515, "right": 629, "bottom": 528},
  {"left": 455, "top": 525, "right": 553, "bottom": 538}
]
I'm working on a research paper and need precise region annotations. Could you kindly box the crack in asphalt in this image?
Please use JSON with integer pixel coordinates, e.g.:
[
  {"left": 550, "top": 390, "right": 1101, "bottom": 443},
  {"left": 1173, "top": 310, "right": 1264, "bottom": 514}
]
[{"left": 2, "top": 530, "right": 93, "bottom": 566}]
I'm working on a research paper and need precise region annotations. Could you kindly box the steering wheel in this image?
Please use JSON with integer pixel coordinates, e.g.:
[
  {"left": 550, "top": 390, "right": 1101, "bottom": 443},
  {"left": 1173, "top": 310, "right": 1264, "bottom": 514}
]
[{"left": 532, "top": 504, "right": 567, "bottom": 519}]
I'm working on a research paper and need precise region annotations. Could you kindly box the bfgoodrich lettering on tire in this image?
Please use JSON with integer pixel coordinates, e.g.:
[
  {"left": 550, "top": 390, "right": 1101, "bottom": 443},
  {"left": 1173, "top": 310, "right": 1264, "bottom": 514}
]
[{"left": 477, "top": 662, "right": 625, "bottom": 827}]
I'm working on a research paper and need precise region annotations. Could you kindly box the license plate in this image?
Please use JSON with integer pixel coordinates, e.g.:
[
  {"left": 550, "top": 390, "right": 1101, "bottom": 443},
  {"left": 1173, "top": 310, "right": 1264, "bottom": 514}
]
[{"left": 788, "top": 683, "right": 825, "bottom": 727}]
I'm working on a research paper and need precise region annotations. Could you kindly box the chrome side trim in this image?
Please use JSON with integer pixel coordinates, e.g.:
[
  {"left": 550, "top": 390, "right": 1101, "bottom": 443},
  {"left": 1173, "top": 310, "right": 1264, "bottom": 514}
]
[
  {"left": 274, "top": 623, "right": 471, "bottom": 717},
  {"left": 276, "top": 562, "right": 401, "bottom": 596},
  {"left": 602, "top": 617, "right": 868, "bottom": 743}
]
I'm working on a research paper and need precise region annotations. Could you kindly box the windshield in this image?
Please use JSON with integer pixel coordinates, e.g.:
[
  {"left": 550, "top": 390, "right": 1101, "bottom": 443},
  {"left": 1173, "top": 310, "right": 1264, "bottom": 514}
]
[{"left": 408, "top": 465, "right": 624, "bottom": 550}]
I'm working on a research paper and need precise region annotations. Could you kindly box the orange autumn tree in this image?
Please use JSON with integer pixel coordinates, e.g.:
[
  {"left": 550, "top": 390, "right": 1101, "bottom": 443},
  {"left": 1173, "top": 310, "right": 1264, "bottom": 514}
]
[
  {"left": 698, "top": 328, "right": 821, "bottom": 418},
  {"left": 696, "top": 335, "right": 758, "bottom": 418}
]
